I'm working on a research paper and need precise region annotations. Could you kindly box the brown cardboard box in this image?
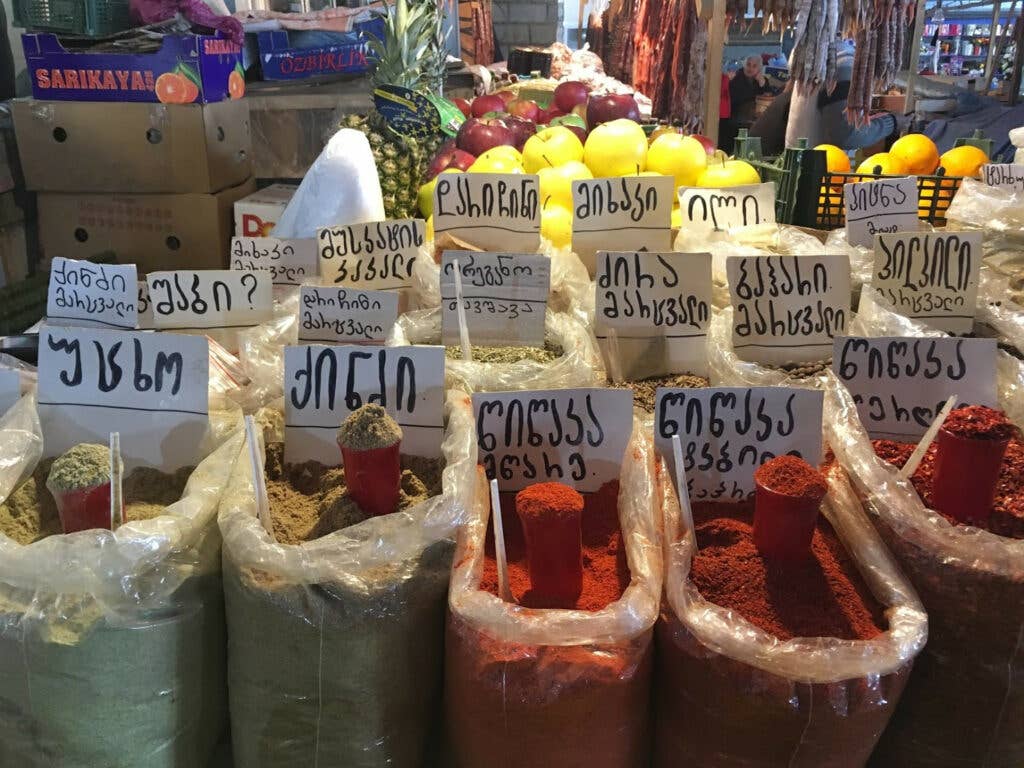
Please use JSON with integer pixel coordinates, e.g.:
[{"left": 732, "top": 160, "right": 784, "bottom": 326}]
[
  {"left": 38, "top": 178, "right": 257, "bottom": 273},
  {"left": 12, "top": 99, "right": 252, "bottom": 194}
]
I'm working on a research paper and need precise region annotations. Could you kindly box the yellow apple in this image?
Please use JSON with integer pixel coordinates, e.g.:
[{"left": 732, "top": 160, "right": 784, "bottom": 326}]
[
  {"left": 469, "top": 145, "right": 525, "bottom": 174},
  {"left": 647, "top": 134, "right": 707, "bottom": 188},
  {"left": 583, "top": 119, "right": 648, "bottom": 177},
  {"left": 696, "top": 159, "right": 761, "bottom": 188},
  {"left": 523, "top": 126, "right": 585, "bottom": 173},
  {"left": 541, "top": 204, "right": 573, "bottom": 248},
  {"left": 671, "top": 206, "right": 681, "bottom": 229},
  {"left": 425, "top": 215, "right": 434, "bottom": 241},
  {"left": 538, "top": 161, "right": 593, "bottom": 210},
  {"left": 417, "top": 168, "right": 462, "bottom": 218}
]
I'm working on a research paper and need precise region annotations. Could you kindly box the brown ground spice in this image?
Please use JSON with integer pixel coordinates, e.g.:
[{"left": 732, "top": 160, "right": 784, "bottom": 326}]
[
  {"left": 444, "top": 341, "right": 564, "bottom": 364},
  {"left": 263, "top": 442, "right": 444, "bottom": 545},
  {"left": 768, "top": 358, "right": 832, "bottom": 380},
  {"left": 0, "top": 459, "right": 193, "bottom": 545},
  {"left": 610, "top": 373, "right": 708, "bottom": 412}
]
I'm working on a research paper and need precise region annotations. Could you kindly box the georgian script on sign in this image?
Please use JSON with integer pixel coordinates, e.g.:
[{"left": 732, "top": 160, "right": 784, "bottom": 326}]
[
  {"left": 231, "top": 236, "right": 318, "bottom": 287},
  {"left": 473, "top": 387, "right": 634, "bottom": 492},
  {"left": 37, "top": 326, "right": 209, "bottom": 470},
  {"left": 677, "top": 182, "right": 776, "bottom": 233},
  {"left": 873, "top": 231, "right": 982, "bottom": 334},
  {"left": 654, "top": 386, "right": 824, "bottom": 501},
  {"left": 146, "top": 270, "right": 274, "bottom": 331},
  {"left": 981, "top": 163, "right": 1024, "bottom": 191},
  {"left": 727, "top": 254, "right": 851, "bottom": 365},
  {"left": 832, "top": 336, "right": 998, "bottom": 440},
  {"left": 594, "top": 251, "right": 712, "bottom": 379},
  {"left": 318, "top": 219, "right": 424, "bottom": 290},
  {"left": 298, "top": 286, "right": 399, "bottom": 344},
  {"left": 47, "top": 257, "right": 138, "bottom": 330},
  {"left": 433, "top": 173, "right": 541, "bottom": 252},
  {"left": 283, "top": 344, "right": 445, "bottom": 464},
  {"left": 844, "top": 177, "right": 918, "bottom": 248}
]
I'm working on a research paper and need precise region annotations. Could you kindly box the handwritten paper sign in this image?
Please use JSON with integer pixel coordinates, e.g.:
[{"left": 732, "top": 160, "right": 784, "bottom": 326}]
[
  {"left": 981, "top": 163, "right": 1024, "bottom": 191},
  {"left": 0, "top": 366, "right": 19, "bottom": 415},
  {"left": 727, "top": 254, "right": 851, "bottom": 365},
  {"left": 832, "top": 336, "right": 998, "bottom": 440},
  {"left": 47, "top": 257, "right": 138, "bottom": 330},
  {"left": 677, "top": 182, "right": 776, "bottom": 234},
  {"left": 283, "top": 345, "right": 445, "bottom": 464},
  {"left": 844, "top": 177, "right": 918, "bottom": 248},
  {"left": 473, "top": 387, "right": 633, "bottom": 492},
  {"left": 37, "top": 326, "right": 209, "bottom": 469},
  {"left": 318, "top": 219, "right": 424, "bottom": 289},
  {"left": 594, "top": 251, "right": 712, "bottom": 379},
  {"left": 298, "top": 286, "right": 399, "bottom": 344},
  {"left": 654, "top": 386, "right": 824, "bottom": 501},
  {"left": 873, "top": 231, "right": 982, "bottom": 333},
  {"left": 146, "top": 270, "right": 273, "bottom": 331},
  {"left": 433, "top": 173, "right": 541, "bottom": 252},
  {"left": 440, "top": 252, "right": 549, "bottom": 346},
  {"left": 571, "top": 176, "right": 674, "bottom": 274},
  {"left": 230, "top": 237, "right": 318, "bottom": 287},
  {"left": 136, "top": 281, "right": 153, "bottom": 329}
]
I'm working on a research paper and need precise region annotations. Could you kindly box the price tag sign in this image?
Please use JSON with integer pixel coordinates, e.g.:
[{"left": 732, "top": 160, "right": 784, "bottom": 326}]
[
  {"left": 0, "top": 366, "right": 19, "bottom": 415},
  {"left": 727, "top": 254, "right": 851, "bottom": 365},
  {"left": 37, "top": 326, "right": 209, "bottom": 469},
  {"left": 594, "top": 251, "right": 712, "bottom": 379},
  {"left": 981, "top": 163, "right": 1024, "bottom": 190},
  {"left": 433, "top": 173, "right": 541, "bottom": 252},
  {"left": 298, "top": 286, "right": 399, "bottom": 344},
  {"left": 318, "top": 219, "right": 424, "bottom": 290},
  {"left": 440, "top": 252, "right": 549, "bottom": 346},
  {"left": 136, "top": 281, "right": 153, "bottom": 329},
  {"left": 230, "top": 237, "right": 318, "bottom": 287},
  {"left": 47, "top": 257, "right": 138, "bottom": 330},
  {"left": 146, "top": 270, "right": 274, "bottom": 331},
  {"left": 654, "top": 386, "right": 824, "bottom": 501},
  {"left": 832, "top": 336, "right": 998, "bottom": 440},
  {"left": 677, "top": 182, "right": 776, "bottom": 234},
  {"left": 473, "top": 387, "right": 633, "bottom": 492},
  {"left": 571, "top": 176, "right": 674, "bottom": 274},
  {"left": 844, "top": 177, "right": 919, "bottom": 248},
  {"left": 873, "top": 231, "right": 982, "bottom": 333},
  {"left": 284, "top": 345, "right": 445, "bottom": 464}
]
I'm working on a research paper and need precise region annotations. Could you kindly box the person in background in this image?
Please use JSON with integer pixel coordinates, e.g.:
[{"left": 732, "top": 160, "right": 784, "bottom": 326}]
[{"left": 721, "top": 55, "right": 770, "bottom": 152}]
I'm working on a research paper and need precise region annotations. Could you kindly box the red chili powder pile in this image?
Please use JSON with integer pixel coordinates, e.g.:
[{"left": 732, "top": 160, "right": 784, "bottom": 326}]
[
  {"left": 480, "top": 480, "right": 630, "bottom": 611},
  {"left": 754, "top": 454, "right": 830, "bottom": 497},
  {"left": 688, "top": 501, "right": 887, "bottom": 641}
]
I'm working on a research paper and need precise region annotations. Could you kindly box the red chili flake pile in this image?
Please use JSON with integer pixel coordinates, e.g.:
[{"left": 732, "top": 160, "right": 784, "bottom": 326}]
[
  {"left": 753, "top": 455, "right": 830, "bottom": 497},
  {"left": 940, "top": 404, "right": 1020, "bottom": 441},
  {"left": 480, "top": 481, "right": 631, "bottom": 611},
  {"left": 688, "top": 501, "right": 888, "bottom": 641}
]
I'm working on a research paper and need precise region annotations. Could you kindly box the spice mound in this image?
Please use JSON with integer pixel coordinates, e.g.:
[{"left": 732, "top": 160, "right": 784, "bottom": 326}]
[
  {"left": 769, "top": 358, "right": 831, "bottom": 380},
  {"left": 46, "top": 443, "right": 110, "bottom": 493},
  {"left": 939, "top": 404, "right": 1019, "bottom": 441},
  {"left": 754, "top": 455, "right": 829, "bottom": 499},
  {"left": 263, "top": 442, "right": 444, "bottom": 545},
  {"left": 480, "top": 480, "right": 630, "bottom": 611},
  {"left": 610, "top": 372, "right": 709, "bottom": 412},
  {"left": 445, "top": 341, "right": 564, "bottom": 364},
  {"left": 0, "top": 456, "right": 192, "bottom": 545},
  {"left": 336, "top": 404, "right": 402, "bottom": 451},
  {"left": 688, "top": 500, "right": 887, "bottom": 641}
]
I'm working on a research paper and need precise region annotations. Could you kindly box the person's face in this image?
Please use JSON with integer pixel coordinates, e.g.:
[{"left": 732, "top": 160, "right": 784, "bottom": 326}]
[{"left": 744, "top": 58, "right": 761, "bottom": 78}]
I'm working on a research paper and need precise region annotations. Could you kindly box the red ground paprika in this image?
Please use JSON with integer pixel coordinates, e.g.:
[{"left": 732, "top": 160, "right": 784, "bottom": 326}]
[
  {"left": 514, "top": 482, "right": 584, "bottom": 608},
  {"left": 753, "top": 456, "right": 829, "bottom": 561}
]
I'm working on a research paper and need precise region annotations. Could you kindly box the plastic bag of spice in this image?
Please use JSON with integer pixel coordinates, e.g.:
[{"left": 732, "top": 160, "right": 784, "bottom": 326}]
[
  {"left": 0, "top": 393, "right": 244, "bottom": 768},
  {"left": 444, "top": 407, "right": 662, "bottom": 768},
  {"left": 389, "top": 307, "right": 605, "bottom": 392},
  {"left": 825, "top": 374, "right": 1024, "bottom": 767},
  {"left": 217, "top": 392, "right": 476, "bottom": 768},
  {"left": 654, "top": 457, "right": 927, "bottom": 767}
]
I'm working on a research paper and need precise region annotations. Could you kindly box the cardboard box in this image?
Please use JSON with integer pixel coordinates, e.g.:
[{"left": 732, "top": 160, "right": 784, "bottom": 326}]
[
  {"left": 38, "top": 179, "right": 257, "bottom": 273},
  {"left": 22, "top": 32, "right": 244, "bottom": 104},
  {"left": 13, "top": 99, "right": 252, "bottom": 194},
  {"left": 255, "top": 19, "right": 381, "bottom": 81},
  {"left": 234, "top": 183, "right": 297, "bottom": 236}
]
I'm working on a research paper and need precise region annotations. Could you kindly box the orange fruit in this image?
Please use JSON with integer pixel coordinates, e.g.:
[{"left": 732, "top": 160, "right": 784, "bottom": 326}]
[
  {"left": 890, "top": 134, "right": 940, "bottom": 175},
  {"left": 155, "top": 72, "right": 188, "bottom": 104},
  {"left": 228, "top": 70, "right": 245, "bottom": 100},
  {"left": 856, "top": 152, "right": 908, "bottom": 176},
  {"left": 938, "top": 145, "right": 989, "bottom": 178},
  {"left": 814, "top": 143, "right": 851, "bottom": 173}
]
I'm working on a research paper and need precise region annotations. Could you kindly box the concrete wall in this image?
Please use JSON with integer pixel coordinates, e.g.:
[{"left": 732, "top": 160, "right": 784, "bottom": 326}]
[{"left": 493, "top": 0, "right": 562, "bottom": 51}]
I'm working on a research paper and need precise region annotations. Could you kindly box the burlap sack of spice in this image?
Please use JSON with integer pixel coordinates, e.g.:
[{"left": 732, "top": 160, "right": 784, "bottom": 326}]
[
  {"left": 655, "top": 457, "right": 927, "bottom": 767},
  {"left": 217, "top": 391, "right": 476, "bottom": 768},
  {"left": 389, "top": 307, "right": 604, "bottom": 392},
  {"left": 826, "top": 292, "right": 1024, "bottom": 767},
  {"left": 444, "top": 406, "right": 661, "bottom": 768},
  {"left": 0, "top": 393, "right": 244, "bottom": 768}
]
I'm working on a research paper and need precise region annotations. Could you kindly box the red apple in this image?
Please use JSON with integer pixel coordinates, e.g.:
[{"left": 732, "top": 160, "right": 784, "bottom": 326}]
[
  {"left": 547, "top": 108, "right": 567, "bottom": 121},
  {"left": 427, "top": 140, "right": 477, "bottom": 179},
  {"left": 497, "top": 90, "right": 517, "bottom": 105},
  {"left": 691, "top": 133, "right": 717, "bottom": 155},
  {"left": 571, "top": 103, "right": 588, "bottom": 120},
  {"left": 504, "top": 115, "right": 537, "bottom": 151},
  {"left": 586, "top": 93, "right": 641, "bottom": 129},
  {"left": 554, "top": 81, "right": 590, "bottom": 112},
  {"left": 471, "top": 94, "right": 506, "bottom": 118},
  {"left": 456, "top": 117, "right": 515, "bottom": 156},
  {"left": 508, "top": 98, "right": 541, "bottom": 122},
  {"left": 452, "top": 97, "right": 472, "bottom": 119}
]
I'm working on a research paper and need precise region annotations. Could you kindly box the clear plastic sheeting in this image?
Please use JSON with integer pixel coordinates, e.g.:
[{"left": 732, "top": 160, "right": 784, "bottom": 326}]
[
  {"left": 823, "top": 227, "right": 875, "bottom": 296},
  {"left": 0, "top": 394, "right": 243, "bottom": 768},
  {"left": 389, "top": 307, "right": 605, "bottom": 392},
  {"left": 824, "top": 373, "right": 1024, "bottom": 767},
  {"left": 444, "top": 409, "right": 661, "bottom": 768},
  {"left": 947, "top": 178, "right": 1024, "bottom": 249},
  {"left": 217, "top": 392, "right": 475, "bottom": 768},
  {"left": 654, "top": 458, "right": 927, "bottom": 767},
  {"left": 978, "top": 270, "right": 1024, "bottom": 356}
]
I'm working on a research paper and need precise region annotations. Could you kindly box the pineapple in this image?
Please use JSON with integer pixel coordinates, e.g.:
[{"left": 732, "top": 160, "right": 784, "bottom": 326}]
[{"left": 343, "top": 0, "right": 447, "bottom": 220}]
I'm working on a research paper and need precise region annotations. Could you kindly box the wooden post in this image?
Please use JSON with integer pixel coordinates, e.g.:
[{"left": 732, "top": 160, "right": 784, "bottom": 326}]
[
  {"left": 983, "top": 0, "right": 1003, "bottom": 93},
  {"left": 702, "top": 0, "right": 727, "bottom": 144},
  {"left": 904, "top": 0, "right": 928, "bottom": 114}
]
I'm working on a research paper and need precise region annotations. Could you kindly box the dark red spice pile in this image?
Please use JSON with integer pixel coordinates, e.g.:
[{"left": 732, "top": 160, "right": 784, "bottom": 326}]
[
  {"left": 688, "top": 501, "right": 888, "bottom": 641},
  {"left": 754, "top": 455, "right": 830, "bottom": 497},
  {"left": 939, "top": 404, "right": 1019, "bottom": 441},
  {"left": 480, "top": 481, "right": 631, "bottom": 611}
]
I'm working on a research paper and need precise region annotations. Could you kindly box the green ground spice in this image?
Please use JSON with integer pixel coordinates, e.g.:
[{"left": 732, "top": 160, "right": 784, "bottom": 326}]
[
  {"left": 610, "top": 373, "right": 709, "bottom": 412},
  {"left": 46, "top": 444, "right": 111, "bottom": 493},
  {"left": 263, "top": 442, "right": 444, "bottom": 545},
  {"left": 336, "top": 404, "right": 402, "bottom": 451},
  {"left": 444, "top": 340, "right": 564, "bottom": 364}
]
